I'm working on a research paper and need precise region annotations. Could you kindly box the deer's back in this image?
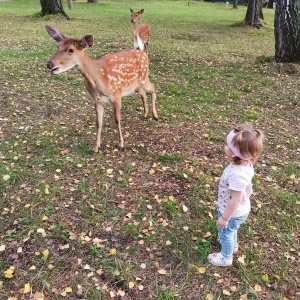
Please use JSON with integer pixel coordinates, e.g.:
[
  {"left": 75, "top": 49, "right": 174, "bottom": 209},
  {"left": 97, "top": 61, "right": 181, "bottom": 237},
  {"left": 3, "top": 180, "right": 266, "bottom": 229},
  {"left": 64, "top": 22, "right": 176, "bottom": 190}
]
[
  {"left": 137, "top": 24, "right": 151, "bottom": 42},
  {"left": 92, "top": 49, "right": 149, "bottom": 98}
]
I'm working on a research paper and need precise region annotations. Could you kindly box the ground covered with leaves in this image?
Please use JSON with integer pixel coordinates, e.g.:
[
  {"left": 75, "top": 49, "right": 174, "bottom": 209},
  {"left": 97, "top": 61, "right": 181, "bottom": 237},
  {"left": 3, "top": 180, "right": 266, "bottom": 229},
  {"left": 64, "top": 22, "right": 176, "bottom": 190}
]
[{"left": 0, "top": 1, "right": 299, "bottom": 299}]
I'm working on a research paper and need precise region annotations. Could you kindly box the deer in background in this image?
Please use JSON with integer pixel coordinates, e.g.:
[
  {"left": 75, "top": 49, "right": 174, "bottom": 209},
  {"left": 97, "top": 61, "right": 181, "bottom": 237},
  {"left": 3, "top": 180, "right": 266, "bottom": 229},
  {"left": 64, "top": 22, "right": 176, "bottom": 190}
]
[
  {"left": 45, "top": 25, "right": 158, "bottom": 152},
  {"left": 130, "top": 8, "right": 151, "bottom": 54}
]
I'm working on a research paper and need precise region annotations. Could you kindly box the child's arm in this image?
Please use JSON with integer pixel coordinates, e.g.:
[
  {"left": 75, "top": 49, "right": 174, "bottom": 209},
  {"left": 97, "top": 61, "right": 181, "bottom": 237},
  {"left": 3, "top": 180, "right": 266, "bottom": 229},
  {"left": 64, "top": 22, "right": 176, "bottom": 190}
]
[{"left": 217, "top": 190, "right": 243, "bottom": 228}]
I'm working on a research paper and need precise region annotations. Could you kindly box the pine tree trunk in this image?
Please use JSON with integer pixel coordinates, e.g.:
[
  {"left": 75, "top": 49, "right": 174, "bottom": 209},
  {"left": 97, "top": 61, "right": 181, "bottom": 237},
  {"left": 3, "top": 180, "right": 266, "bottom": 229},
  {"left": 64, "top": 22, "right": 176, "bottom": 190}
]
[
  {"left": 40, "top": 0, "right": 70, "bottom": 19},
  {"left": 244, "top": 0, "right": 263, "bottom": 28},
  {"left": 275, "top": 0, "right": 300, "bottom": 62}
]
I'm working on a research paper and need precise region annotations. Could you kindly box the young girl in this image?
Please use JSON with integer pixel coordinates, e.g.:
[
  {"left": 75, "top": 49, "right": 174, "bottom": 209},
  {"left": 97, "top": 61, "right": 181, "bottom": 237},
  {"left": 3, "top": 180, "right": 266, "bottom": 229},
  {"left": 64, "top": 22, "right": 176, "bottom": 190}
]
[{"left": 208, "top": 123, "right": 264, "bottom": 266}]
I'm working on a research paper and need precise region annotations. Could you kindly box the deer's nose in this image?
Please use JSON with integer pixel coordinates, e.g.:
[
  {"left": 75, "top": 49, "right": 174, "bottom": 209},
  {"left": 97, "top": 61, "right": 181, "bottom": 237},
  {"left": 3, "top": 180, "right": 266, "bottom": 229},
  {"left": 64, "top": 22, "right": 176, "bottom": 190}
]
[{"left": 47, "top": 61, "right": 54, "bottom": 69}]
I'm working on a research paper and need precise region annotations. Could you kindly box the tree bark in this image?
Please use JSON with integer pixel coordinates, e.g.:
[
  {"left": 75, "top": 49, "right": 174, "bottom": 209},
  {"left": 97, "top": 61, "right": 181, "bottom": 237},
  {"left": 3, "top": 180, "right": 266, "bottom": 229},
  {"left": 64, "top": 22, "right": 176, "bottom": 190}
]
[
  {"left": 40, "top": 0, "right": 70, "bottom": 19},
  {"left": 232, "top": 0, "right": 238, "bottom": 9},
  {"left": 244, "top": 0, "right": 263, "bottom": 28},
  {"left": 275, "top": 0, "right": 300, "bottom": 62},
  {"left": 267, "top": 0, "right": 275, "bottom": 8}
]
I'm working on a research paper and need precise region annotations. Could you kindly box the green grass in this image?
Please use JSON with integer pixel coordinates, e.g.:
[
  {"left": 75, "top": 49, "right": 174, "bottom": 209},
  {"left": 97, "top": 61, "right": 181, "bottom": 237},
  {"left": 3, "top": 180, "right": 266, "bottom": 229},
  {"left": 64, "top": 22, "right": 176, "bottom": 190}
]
[{"left": 0, "top": 0, "right": 299, "bottom": 299}]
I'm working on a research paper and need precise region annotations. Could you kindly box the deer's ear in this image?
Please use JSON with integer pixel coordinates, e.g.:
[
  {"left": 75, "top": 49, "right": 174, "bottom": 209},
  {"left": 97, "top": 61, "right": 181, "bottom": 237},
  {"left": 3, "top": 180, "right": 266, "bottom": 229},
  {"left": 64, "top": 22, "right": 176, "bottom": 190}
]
[
  {"left": 45, "top": 25, "right": 66, "bottom": 43},
  {"left": 129, "top": 8, "right": 133, "bottom": 12},
  {"left": 80, "top": 35, "right": 94, "bottom": 49},
  {"left": 138, "top": 9, "right": 144, "bottom": 15}
]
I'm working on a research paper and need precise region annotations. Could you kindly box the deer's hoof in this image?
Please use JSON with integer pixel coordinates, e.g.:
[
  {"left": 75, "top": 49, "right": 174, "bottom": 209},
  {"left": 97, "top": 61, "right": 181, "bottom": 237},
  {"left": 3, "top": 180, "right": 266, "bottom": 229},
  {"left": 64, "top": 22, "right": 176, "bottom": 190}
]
[
  {"left": 93, "top": 146, "right": 100, "bottom": 153},
  {"left": 118, "top": 146, "right": 124, "bottom": 152}
]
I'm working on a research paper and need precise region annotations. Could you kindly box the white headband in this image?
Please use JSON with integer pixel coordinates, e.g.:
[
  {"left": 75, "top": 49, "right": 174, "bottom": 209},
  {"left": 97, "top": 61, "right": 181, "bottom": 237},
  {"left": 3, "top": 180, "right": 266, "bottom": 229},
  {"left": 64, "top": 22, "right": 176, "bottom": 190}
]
[{"left": 226, "top": 130, "right": 251, "bottom": 160}]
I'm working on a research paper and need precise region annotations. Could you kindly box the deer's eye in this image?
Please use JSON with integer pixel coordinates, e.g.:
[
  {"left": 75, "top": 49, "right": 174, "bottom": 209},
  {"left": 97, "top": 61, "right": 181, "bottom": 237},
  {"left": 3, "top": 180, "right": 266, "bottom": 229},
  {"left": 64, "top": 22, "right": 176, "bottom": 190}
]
[{"left": 68, "top": 48, "right": 74, "bottom": 53}]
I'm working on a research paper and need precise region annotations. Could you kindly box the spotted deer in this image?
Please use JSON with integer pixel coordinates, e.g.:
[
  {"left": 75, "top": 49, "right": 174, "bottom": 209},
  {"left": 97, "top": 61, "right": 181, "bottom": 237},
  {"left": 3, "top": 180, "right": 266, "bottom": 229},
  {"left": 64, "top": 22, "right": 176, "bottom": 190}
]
[
  {"left": 130, "top": 8, "right": 151, "bottom": 54},
  {"left": 45, "top": 25, "right": 158, "bottom": 152}
]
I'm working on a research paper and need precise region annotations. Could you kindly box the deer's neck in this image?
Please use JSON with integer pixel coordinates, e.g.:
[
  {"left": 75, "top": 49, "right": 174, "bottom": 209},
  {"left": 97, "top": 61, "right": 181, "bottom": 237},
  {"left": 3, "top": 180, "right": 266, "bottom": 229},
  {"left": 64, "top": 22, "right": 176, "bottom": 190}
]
[
  {"left": 133, "top": 22, "right": 139, "bottom": 33},
  {"left": 78, "top": 53, "right": 99, "bottom": 81}
]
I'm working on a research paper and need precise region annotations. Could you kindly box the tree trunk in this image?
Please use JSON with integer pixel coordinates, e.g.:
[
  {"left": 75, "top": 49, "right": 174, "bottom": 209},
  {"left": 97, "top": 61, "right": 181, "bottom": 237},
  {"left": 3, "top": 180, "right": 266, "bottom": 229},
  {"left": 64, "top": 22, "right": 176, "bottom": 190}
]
[
  {"left": 244, "top": 0, "right": 263, "bottom": 28},
  {"left": 40, "top": 0, "right": 70, "bottom": 19},
  {"left": 275, "top": 0, "right": 300, "bottom": 62},
  {"left": 87, "top": 0, "right": 97, "bottom": 3},
  {"left": 267, "top": 0, "right": 275, "bottom": 8},
  {"left": 232, "top": 0, "right": 238, "bottom": 9}
]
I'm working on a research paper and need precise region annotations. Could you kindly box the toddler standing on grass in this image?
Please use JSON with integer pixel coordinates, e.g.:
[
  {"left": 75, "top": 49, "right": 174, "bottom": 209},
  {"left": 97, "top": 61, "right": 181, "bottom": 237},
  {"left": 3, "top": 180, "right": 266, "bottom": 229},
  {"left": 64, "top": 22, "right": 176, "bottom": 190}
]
[{"left": 208, "top": 123, "right": 264, "bottom": 266}]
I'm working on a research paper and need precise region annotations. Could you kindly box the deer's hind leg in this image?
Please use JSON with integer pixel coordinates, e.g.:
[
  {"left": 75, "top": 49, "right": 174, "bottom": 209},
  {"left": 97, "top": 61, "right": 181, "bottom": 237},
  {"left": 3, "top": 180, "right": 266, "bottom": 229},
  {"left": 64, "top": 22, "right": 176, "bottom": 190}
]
[
  {"left": 142, "top": 80, "right": 158, "bottom": 120},
  {"left": 137, "top": 87, "right": 148, "bottom": 119}
]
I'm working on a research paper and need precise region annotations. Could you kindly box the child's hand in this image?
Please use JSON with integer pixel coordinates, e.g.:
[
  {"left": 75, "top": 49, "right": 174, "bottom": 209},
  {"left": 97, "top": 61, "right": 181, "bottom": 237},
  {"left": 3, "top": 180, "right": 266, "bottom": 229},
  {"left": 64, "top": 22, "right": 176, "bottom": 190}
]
[{"left": 217, "top": 216, "right": 228, "bottom": 229}]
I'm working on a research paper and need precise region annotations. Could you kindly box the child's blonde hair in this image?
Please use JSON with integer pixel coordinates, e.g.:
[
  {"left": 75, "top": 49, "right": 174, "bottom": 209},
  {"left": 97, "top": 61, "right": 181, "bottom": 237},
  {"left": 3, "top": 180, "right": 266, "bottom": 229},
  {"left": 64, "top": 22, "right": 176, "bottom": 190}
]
[{"left": 231, "top": 123, "right": 264, "bottom": 164}]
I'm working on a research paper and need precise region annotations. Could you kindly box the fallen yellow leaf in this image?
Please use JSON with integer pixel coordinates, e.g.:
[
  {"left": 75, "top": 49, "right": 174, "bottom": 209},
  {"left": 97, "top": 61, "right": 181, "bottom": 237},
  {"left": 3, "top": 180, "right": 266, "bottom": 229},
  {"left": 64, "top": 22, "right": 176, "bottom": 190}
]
[
  {"left": 44, "top": 184, "right": 49, "bottom": 194},
  {"left": 65, "top": 287, "right": 72, "bottom": 293},
  {"left": 24, "top": 283, "right": 31, "bottom": 294},
  {"left": 4, "top": 268, "right": 14, "bottom": 279},
  {"left": 262, "top": 274, "right": 269, "bottom": 282},
  {"left": 96, "top": 268, "right": 103, "bottom": 275},
  {"left": 237, "top": 255, "right": 246, "bottom": 265},
  {"left": 33, "top": 292, "right": 44, "bottom": 299},
  {"left": 42, "top": 249, "right": 49, "bottom": 261},
  {"left": 206, "top": 293, "right": 214, "bottom": 300},
  {"left": 254, "top": 284, "right": 262, "bottom": 292},
  {"left": 129, "top": 282, "right": 135, "bottom": 288},
  {"left": 110, "top": 248, "right": 116, "bottom": 255},
  {"left": 198, "top": 267, "right": 206, "bottom": 274},
  {"left": 107, "top": 168, "right": 113, "bottom": 175},
  {"left": 204, "top": 231, "right": 211, "bottom": 238},
  {"left": 117, "top": 290, "right": 125, "bottom": 296},
  {"left": 230, "top": 285, "right": 237, "bottom": 292},
  {"left": 157, "top": 269, "right": 167, "bottom": 275}
]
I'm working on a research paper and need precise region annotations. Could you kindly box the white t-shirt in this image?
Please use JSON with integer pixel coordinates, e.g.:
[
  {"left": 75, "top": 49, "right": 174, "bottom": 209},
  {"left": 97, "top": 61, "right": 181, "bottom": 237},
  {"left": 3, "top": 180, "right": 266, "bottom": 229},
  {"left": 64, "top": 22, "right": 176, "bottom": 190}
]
[{"left": 217, "top": 162, "right": 254, "bottom": 217}]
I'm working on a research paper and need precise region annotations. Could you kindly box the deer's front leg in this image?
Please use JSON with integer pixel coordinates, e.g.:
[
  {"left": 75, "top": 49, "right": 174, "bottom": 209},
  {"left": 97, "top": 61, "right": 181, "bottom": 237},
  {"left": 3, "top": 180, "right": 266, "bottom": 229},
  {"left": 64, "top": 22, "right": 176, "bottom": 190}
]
[
  {"left": 94, "top": 102, "right": 104, "bottom": 152},
  {"left": 113, "top": 98, "right": 124, "bottom": 151}
]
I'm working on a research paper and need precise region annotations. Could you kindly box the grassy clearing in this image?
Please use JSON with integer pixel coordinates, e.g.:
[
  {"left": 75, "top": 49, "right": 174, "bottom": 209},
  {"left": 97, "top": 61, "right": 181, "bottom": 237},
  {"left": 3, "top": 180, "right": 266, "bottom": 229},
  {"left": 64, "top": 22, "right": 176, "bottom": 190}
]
[{"left": 0, "top": 0, "right": 299, "bottom": 299}]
